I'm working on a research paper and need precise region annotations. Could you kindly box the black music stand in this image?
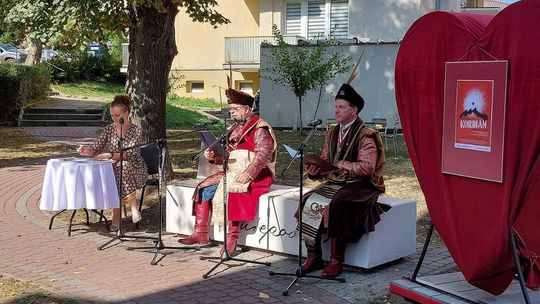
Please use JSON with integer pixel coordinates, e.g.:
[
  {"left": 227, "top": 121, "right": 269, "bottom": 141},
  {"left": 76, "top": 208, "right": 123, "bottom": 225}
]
[
  {"left": 269, "top": 124, "right": 345, "bottom": 296},
  {"left": 196, "top": 119, "right": 271, "bottom": 279},
  {"left": 97, "top": 120, "right": 157, "bottom": 251},
  {"left": 126, "top": 139, "right": 198, "bottom": 264}
]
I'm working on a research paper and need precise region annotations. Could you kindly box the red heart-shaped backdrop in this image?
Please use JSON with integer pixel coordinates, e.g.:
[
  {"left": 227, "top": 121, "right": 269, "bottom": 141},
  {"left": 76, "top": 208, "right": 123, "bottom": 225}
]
[{"left": 395, "top": 0, "right": 540, "bottom": 295}]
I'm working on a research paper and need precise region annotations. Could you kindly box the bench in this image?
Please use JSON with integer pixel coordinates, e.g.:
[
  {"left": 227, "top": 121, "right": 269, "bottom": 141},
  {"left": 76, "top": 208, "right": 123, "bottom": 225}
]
[{"left": 166, "top": 182, "right": 416, "bottom": 269}]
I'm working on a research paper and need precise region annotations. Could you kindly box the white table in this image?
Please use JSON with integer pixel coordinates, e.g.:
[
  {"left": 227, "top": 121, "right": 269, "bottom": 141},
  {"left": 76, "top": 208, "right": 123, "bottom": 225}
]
[{"left": 40, "top": 158, "right": 120, "bottom": 235}]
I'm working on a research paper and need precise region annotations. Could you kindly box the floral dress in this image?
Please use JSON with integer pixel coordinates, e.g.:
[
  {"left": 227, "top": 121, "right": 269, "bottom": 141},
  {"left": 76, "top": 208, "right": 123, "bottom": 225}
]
[{"left": 91, "top": 123, "right": 148, "bottom": 198}]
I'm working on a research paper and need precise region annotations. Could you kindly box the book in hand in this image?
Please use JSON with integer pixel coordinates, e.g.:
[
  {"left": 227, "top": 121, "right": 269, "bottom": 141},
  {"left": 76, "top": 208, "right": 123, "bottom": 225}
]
[
  {"left": 304, "top": 154, "right": 338, "bottom": 174},
  {"left": 199, "top": 131, "right": 225, "bottom": 157}
]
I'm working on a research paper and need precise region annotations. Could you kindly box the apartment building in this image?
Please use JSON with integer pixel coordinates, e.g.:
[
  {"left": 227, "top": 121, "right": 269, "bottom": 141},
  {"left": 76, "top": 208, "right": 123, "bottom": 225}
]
[{"left": 172, "top": 1, "right": 467, "bottom": 101}]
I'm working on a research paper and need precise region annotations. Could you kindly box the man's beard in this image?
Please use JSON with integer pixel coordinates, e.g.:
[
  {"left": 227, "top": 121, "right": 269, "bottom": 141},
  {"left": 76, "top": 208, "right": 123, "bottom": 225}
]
[{"left": 232, "top": 117, "right": 247, "bottom": 124}]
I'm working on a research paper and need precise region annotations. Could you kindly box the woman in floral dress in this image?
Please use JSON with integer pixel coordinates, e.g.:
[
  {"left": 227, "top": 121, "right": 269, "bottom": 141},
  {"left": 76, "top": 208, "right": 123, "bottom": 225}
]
[{"left": 78, "top": 95, "right": 147, "bottom": 226}]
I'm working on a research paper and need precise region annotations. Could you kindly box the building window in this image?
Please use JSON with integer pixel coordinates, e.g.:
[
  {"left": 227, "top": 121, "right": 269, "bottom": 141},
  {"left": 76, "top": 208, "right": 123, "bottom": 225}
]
[
  {"left": 187, "top": 81, "right": 204, "bottom": 93},
  {"left": 286, "top": 2, "right": 302, "bottom": 36},
  {"left": 285, "top": 0, "right": 348, "bottom": 39},
  {"left": 308, "top": 1, "right": 326, "bottom": 39},
  {"left": 238, "top": 81, "right": 253, "bottom": 96}
]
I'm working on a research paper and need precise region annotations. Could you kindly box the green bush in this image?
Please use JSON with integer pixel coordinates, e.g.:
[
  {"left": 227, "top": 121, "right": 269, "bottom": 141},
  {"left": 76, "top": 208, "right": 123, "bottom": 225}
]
[
  {"left": 48, "top": 51, "right": 125, "bottom": 84},
  {"left": 0, "top": 62, "right": 50, "bottom": 124}
]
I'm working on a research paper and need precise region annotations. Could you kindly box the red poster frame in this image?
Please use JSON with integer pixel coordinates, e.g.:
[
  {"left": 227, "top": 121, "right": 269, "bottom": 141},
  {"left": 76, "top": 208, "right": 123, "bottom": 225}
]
[{"left": 441, "top": 61, "right": 507, "bottom": 183}]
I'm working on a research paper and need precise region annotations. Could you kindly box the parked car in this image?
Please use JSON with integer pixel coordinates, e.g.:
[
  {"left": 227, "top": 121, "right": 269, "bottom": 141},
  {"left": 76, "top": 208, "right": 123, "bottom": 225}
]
[
  {"left": 41, "top": 49, "right": 58, "bottom": 61},
  {"left": 87, "top": 44, "right": 108, "bottom": 57},
  {"left": 0, "top": 43, "right": 27, "bottom": 63}
]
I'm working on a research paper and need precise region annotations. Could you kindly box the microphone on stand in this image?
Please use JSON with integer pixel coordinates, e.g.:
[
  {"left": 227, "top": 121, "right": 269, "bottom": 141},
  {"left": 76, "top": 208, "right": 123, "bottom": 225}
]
[
  {"left": 308, "top": 119, "right": 323, "bottom": 127},
  {"left": 193, "top": 120, "right": 218, "bottom": 129},
  {"left": 118, "top": 117, "right": 125, "bottom": 150}
]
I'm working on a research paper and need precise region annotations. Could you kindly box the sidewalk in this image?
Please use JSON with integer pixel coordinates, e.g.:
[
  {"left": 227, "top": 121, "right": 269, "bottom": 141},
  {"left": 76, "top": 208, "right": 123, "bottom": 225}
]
[{"left": 1, "top": 126, "right": 456, "bottom": 304}]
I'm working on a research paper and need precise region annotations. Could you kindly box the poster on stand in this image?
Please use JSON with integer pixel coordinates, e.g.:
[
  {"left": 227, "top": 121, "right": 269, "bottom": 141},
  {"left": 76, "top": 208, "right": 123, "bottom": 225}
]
[{"left": 441, "top": 61, "right": 507, "bottom": 182}]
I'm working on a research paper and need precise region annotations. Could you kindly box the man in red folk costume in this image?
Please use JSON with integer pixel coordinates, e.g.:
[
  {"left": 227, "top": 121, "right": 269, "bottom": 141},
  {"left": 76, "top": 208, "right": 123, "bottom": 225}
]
[{"left": 178, "top": 88, "right": 277, "bottom": 255}]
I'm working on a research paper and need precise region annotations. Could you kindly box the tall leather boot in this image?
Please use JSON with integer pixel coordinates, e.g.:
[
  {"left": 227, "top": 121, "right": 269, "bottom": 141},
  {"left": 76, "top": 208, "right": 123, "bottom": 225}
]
[
  {"left": 179, "top": 200, "right": 211, "bottom": 245},
  {"left": 322, "top": 238, "right": 347, "bottom": 278},
  {"left": 301, "top": 233, "right": 324, "bottom": 274},
  {"left": 220, "top": 221, "right": 240, "bottom": 256}
]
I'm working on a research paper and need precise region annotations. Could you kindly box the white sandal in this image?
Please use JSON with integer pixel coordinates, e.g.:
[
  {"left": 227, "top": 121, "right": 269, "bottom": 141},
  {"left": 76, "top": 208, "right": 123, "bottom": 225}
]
[{"left": 132, "top": 211, "right": 142, "bottom": 224}]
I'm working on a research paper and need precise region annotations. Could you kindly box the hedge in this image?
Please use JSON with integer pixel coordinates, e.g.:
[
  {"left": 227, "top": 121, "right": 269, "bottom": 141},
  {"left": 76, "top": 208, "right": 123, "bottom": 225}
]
[{"left": 0, "top": 62, "right": 50, "bottom": 124}]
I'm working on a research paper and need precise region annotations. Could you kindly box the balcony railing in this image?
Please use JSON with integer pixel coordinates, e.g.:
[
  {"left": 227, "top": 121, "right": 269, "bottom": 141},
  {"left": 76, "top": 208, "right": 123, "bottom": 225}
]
[
  {"left": 120, "top": 36, "right": 302, "bottom": 73},
  {"left": 224, "top": 35, "right": 301, "bottom": 64}
]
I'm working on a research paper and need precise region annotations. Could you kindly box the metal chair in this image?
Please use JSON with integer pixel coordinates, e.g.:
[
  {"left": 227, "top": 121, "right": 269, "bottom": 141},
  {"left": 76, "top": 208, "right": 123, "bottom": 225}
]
[
  {"left": 136, "top": 142, "right": 161, "bottom": 229},
  {"left": 368, "top": 118, "right": 388, "bottom": 148},
  {"left": 385, "top": 120, "right": 401, "bottom": 157}
]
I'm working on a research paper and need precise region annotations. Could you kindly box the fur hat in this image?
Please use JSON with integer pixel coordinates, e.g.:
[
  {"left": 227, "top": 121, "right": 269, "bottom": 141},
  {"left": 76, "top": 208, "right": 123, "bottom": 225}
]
[
  {"left": 225, "top": 88, "right": 254, "bottom": 107},
  {"left": 335, "top": 83, "right": 364, "bottom": 112}
]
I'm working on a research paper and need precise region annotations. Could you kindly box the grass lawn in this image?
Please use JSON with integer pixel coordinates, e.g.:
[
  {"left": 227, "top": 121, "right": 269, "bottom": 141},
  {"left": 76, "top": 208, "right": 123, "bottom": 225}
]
[
  {"left": 53, "top": 81, "right": 222, "bottom": 129},
  {"left": 51, "top": 82, "right": 125, "bottom": 102},
  {"left": 0, "top": 129, "right": 73, "bottom": 167}
]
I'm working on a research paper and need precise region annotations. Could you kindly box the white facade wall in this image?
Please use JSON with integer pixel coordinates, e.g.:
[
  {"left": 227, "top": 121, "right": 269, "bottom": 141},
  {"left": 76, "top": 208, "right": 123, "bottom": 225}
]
[
  {"left": 259, "top": 0, "right": 462, "bottom": 128},
  {"left": 260, "top": 43, "right": 400, "bottom": 128},
  {"left": 268, "top": 0, "right": 462, "bottom": 42}
]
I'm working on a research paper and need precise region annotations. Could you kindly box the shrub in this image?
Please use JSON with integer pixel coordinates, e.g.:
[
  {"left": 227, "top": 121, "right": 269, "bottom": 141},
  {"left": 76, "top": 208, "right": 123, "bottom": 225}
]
[
  {"left": 0, "top": 62, "right": 50, "bottom": 124},
  {"left": 48, "top": 51, "right": 125, "bottom": 84}
]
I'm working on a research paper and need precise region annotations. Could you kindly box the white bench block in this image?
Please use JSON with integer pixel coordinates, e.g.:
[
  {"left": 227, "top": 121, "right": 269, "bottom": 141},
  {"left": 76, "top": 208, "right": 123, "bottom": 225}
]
[{"left": 166, "top": 181, "right": 416, "bottom": 269}]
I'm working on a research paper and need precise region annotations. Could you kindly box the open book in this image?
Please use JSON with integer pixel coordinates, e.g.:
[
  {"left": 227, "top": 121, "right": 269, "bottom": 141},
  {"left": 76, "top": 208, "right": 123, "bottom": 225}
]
[
  {"left": 283, "top": 144, "right": 338, "bottom": 174},
  {"left": 199, "top": 131, "right": 226, "bottom": 157}
]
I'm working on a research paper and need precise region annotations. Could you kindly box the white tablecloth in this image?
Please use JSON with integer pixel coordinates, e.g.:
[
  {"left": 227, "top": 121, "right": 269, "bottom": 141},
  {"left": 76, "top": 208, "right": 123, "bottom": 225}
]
[{"left": 40, "top": 158, "right": 120, "bottom": 211}]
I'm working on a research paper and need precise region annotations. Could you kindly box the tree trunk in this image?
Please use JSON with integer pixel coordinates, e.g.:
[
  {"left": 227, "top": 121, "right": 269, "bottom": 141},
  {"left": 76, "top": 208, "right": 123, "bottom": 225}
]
[
  {"left": 298, "top": 96, "right": 303, "bottom": 133},
  {"left": 126, "top": 1, "right": 178, "bottom": 178},
  {"left": 313, "top": 85, "right": 323, "bottom": 120},
  {"left": 24, "top": 39, "right": 42, "bottom": 65}
]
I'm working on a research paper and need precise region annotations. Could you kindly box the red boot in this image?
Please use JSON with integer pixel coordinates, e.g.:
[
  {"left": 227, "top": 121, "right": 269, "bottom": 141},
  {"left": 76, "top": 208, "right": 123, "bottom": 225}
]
[
  {"left": 220, "top": 221, "right": 240, "bottom": 256},
  {"left": 301, "top": 233, "right": 324, "bottom": 274},
  {"left": 179, "top": 200, "right": 211, "bottom": 245},
  {"left": 322, "top": 238, "right": 347, "bottom": 278}
]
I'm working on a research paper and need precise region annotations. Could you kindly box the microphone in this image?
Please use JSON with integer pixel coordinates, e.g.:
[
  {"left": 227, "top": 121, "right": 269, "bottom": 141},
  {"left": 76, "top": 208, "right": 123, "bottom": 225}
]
[
  {"left": 119, "top": 117, "right": 125, "bottom": 125},
  {"left": 308, "top": 119, "right": 323, "bottom": 127},
  {"left": 193, "top": 120, "right": 218, "bottom": 129}
]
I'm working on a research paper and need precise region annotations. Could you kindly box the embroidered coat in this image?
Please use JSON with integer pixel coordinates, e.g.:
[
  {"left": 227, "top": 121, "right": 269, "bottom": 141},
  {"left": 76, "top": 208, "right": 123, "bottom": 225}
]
[
  {"left": 192, "top": 114, "right": 276, "bottom": 221},
  {"left": 306, "top": 117, "right": 388, "bottom": 242}
]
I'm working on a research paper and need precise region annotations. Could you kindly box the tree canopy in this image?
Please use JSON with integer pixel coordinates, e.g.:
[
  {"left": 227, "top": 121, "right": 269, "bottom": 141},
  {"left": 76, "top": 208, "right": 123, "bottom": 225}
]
[
  {"left": 1, "top": 0, "right": 230, "bottom": 176},
  {"left": 0, "top": 0, "right": 228, "bottom": 50}
]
